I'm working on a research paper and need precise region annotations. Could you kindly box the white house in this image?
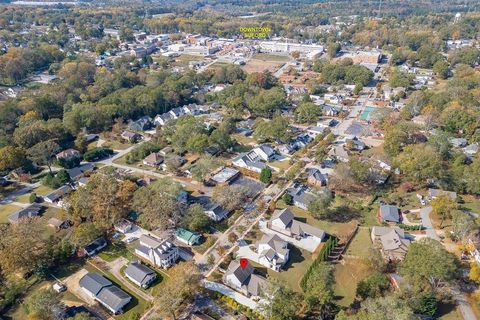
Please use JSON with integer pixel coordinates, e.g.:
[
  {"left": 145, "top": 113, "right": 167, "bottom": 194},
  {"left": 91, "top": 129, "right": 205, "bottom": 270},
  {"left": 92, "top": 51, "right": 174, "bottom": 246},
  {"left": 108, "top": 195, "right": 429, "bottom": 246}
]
[
  {"left": 269, "top": 208, "right": 325, "bottom": 241},
  {"left": 256, "top": 234, "right": 289, "bottom": 271},
  {"left": 135, "top": 235, "right": 179, "bottom": 269},
  {"left": 223, "top": 260, "right": 267, "bottom": 298},
  {"left": 252, "top": 144, "right": 276, "bottom": 161}
]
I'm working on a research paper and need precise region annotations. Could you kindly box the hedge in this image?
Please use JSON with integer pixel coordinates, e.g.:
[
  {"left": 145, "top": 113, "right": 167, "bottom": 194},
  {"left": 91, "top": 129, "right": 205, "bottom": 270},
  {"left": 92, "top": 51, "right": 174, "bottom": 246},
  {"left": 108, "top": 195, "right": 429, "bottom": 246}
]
[{"left": 300, "top": 236, "right": 338, "bottom": 291}]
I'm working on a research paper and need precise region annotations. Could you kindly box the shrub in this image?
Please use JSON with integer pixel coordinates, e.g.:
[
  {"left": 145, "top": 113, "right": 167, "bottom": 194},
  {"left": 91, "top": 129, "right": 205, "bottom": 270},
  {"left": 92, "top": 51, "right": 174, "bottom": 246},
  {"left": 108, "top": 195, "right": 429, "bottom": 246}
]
[
  {"left": 83, "top": 147, "right": 114, "bottom": 162},
  {"left": 29, "top": 192, "right": 37, "bottom": 203}
]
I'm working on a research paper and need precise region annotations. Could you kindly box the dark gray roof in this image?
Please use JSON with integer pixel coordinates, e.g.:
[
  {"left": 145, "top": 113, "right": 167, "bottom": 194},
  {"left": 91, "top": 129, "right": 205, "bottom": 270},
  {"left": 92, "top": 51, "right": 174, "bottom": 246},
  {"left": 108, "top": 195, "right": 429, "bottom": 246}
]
[
  {"left": 124, "top": 262, "right": 156, "bottom": 286},
  {"left": 271, "top": 208, "right": 294, "bottom": 226},
  {"left": 8, "top": 203, "right": 42, "bottom": 222},
  {"left": 79, "top": 272, "right": 112, "bottom": 296},
  {"left": 96, "top": 285, "right": 131, "bottom": 312},
  {"left": 226, "top": 260, "right": 253, "bottom": 284},
  {"left": 380, "top": 204, "right": 400, "bottom": 223}
]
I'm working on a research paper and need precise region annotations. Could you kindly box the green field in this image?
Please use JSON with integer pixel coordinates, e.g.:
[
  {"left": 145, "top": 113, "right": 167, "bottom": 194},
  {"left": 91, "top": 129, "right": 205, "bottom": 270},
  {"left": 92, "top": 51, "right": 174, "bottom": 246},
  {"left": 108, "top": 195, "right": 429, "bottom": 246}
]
[
  {"left": 0, "top": 203, "right": 22, "bottom": 223},
  {"left": 252, "top": 53, "right": 290, "bottom": 62},
  {"left": 344, "top": 227, "right": 373, "bottom": 258}
]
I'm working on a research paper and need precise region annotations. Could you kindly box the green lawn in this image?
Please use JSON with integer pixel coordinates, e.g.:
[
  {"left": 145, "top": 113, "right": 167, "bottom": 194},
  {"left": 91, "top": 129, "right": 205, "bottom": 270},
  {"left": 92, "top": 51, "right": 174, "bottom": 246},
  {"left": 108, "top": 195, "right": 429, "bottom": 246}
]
[
  {"left": 344, "top": 227, "right": 373, "bottom": 258},
  {"left": 462, "top": 195, "right": 480, "bottom": 213},
  {"left": 276, "top": 200, "right": 356, "bottom": 238},
  {"left": 266, "top": 246, "right": 314, "bottom": 292},
  {"left": 0, "top": 203, "right": 22, "bottom": 223},
  {"left": 98, "top": 242, "right": 133, "bottom": 262},
  {"left": 102, "top": 140, "right": 132, "bottom": 151},
  {"left": 15, "top": 192, "right": 32, "bottom": 203},
  {"left": 232, "top": 133, "right": 256, "bottom": 146},
  {"left": 269, "top": 160, "right": 292, "bottom": 172},
  {"left": 252, "top": 53, "right": 290, "bottom": 62},
  {"left": 333, "top": 258, "right": 372, "bottom": 307},
  {"left": 33, "top": 185, "right": 54, "bottom": 196}
]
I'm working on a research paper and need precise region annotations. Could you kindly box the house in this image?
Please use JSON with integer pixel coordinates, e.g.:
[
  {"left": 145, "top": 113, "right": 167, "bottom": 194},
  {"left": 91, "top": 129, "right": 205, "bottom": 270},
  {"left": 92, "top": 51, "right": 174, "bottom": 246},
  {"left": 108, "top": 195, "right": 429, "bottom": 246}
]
[
  {"left": 378, "top": 205, "right": 400, "bottom": 224},
  {"left": 114, "top": 219, "right": 133, "bottom": 234},
  {"left": 124, "top": 262, "right": 157, "bottom": 288},
  {"left": 269, "top": 208, "right": 325, "bottom": 241},
  {"left": 56, "top": 149, "right": 81, "bottom": 161},
  {"left": 428, "top": 188, "right": 457, "bottom": 201},
  {"left": 322, "top": 104, "right": 341, "bottom": 117},
  {"left": 223, "top": 260, "right": 267, "bottom": 298},
  {"left": 252, "top": 144, "right": 276, "bottom": 161},
  {"left": 449, "top": 137, "right": 468, "bottom": 148},
  {"left": 286, "top": 184, "right": 320, "bottom": 210},
  {"left": 306, "top": 126, "right": 326, "bottom": 138},
  {"left": 79, "top": 272, "right": 131, "bottom": 314},
  {"left": 128, "top": 116, "right": 152, "bottom": 132},
  {"left": 307, "top": 168, "right": 328, "bottom": 187},
  {"left": 168, "top": 107, "right": 185, "bottom": 119},
  {"left": 256, "top": 234, "right": 289, "bottom": 271},
  {"left": 345, "top": 138, "right": 366, "bottom": 151},
  {"left": 8, "top": 203, "right": 42, "bottom": 223},
  {"left": 154, "top": 113, "right": 174, "bottom": 126},
  {"left": 143, "top": 152, "right": 164, "bottom": 167},
  {"left": 135, "top": 235, "right": 179, "bottom": 269},
  {"left": 175, "top": 228, "right": 202, "bottom": 245},
  {"left": 43, "top": 185, "right": 73, "bottom": 204},
  {"left": 121, "top": 131, "right": 142, "bottom": 143},
  {"left": 371, "top": 226, "right": 410, "bottom": 261},
  {"left": 232, "top": 152, "right": 268, "bottom": 173},
  {"left": 67, "top": 163, "right": 95, "bottom": 180},
  {"left": 327, "top": 145, "right": 349, "bottom": 162},
  {"left": 47, "top": 217, "right": 70, "bottom": 230},
  {"left": 204, "top": 203, "right": 228, "bottom": 221},
  {"left": 159, "top": 146, "right": 174, "bottom": 156},
  {"left": 83, "top": 237, "right": 107, "bottom": 256}
]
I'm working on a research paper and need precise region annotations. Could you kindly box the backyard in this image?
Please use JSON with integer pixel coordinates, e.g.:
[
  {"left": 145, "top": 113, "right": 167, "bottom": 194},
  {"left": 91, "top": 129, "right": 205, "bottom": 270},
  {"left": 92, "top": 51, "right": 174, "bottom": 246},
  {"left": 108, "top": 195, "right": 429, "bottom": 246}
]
[{"left": 333, "top": 258, "right": 372, "bottom": 307}]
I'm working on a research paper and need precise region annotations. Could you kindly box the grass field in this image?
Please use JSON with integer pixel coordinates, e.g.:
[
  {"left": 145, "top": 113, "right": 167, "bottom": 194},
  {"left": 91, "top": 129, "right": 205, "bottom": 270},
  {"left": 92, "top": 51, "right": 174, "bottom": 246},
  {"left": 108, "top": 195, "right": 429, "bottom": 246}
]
[
  {"left": 252, "top": 53, "right": 290, "bottom": 62},
  {"left": 333, "top": 258, "right": 372, "bottom": 307},
  {"left": 344, "top": 227, "right": 373, "bottom": 258},
  {"left": 269, "top": 159, "right": 292, "bottom": 172},
  {"left": 266, "top": 246, "right": 314, "bottom": 292},
  {"left": 102, "top": 140, "right": 132, "bottom": 151},
  {"left": 242, "top": 57, "right": 285, "bottom": 74},
  {"left": 0, "top": 203, "right": 22, "bottom": 223}
]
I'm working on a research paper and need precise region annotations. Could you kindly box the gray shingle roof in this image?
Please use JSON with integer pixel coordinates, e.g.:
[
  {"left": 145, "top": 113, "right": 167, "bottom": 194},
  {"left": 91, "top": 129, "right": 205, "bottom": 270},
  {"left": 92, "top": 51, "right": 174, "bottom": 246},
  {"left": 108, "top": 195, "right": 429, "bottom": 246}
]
[
  {"left": 8, "top": 203, "right": 42, "bottom": 222},
  {"left": 380, "top": 204, "right": 400, "bottom": 223},
  {"left": 124, "top": 262, "right": 156, "bottom": 286},
  {"left": 96, "top": 285, "right": 131, "bottom": 312},
  {"left": 79, "top": 272, "right": 112, "bottom": 296}
]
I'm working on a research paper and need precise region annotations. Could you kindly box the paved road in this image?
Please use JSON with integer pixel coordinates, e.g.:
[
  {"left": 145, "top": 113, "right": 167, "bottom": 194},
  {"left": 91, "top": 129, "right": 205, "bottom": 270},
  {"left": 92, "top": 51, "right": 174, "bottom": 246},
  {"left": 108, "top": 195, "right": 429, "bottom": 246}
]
[
  {"left": 202, "top": 280, "right": 258, "bottom": 310},
  {"left": 419, "top": 206, "right": 440, "bottom": 241}
]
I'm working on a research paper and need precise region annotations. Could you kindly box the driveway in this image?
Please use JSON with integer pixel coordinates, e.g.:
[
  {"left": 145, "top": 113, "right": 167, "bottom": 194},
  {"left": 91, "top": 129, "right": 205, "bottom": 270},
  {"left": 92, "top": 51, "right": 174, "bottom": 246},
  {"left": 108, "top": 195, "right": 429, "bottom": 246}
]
[
  {"left": 63, "top": 268, "right": 95, "bottom": 305},
  {"left": 102, "top": 257, "right": 154, "bottom": 302},
  {"left": 259, "top": 221, "right": 321, "bottom": 252},
  {"left": 121, "top": 225, "right": 149, "bottom": 243},
  {"left": 237, "top": 241, "right": 261, "bottom": 265},
  {"left": 420, "top": 206, "right": 440, "bottom": 241},
  {"left": 202, "top": 280, "right": 258, "bottom": 310}
]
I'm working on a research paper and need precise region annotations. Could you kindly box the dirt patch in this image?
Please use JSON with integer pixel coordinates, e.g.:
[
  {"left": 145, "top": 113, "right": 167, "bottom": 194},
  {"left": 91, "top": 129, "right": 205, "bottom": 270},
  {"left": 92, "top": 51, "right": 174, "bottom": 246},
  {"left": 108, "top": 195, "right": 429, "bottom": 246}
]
[
  {"left": 63, "top": 268, "right": 95, "bottom": 305},
  {"left": 242, "top": 59, "right": 284, "bottom": 74}
]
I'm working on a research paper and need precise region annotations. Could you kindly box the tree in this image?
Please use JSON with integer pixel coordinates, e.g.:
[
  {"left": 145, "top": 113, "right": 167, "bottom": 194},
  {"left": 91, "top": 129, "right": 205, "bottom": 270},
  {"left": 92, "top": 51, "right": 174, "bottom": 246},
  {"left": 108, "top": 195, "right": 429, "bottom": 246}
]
[
  {"left": 71, "top": 222, "right": 102, "bottom": 247},
  {"left": 253, "top": 115, "right": 292, "bottom": 143},
  {"left": 25, "top": 289, "right": 65, "bottom": 320},
  {"left": 433, "top": 60, "right": 449, "bottom": 79},
  {"left": 282, "top": 193, "right": 293, "bottom": 205},
  {"left": 401, "top": 238, "right": 458, "bottom": 292},
  {"left": 260, "top": 167, "right": 272, "bottom": 184},
  {"left": 212, "top": 185, "right": 249, "bottom": 212},
  {"left": 182, "top": 204, "right": 210, "bottom": 232},
  {"left": 394, "top": 144, "right": 443, "bottom": 183},
  {"left": 307, "top": 188, "right": 333, "bottom": 219},
  {"left": 295, "top": 102, "right": 322, "bottom": 123},
  {"left": 29, "top": 192, "right": 37, "bottom": 203},
  {"left": 303, "top": 262, "right": 335, "bottom": 317},
  {"left": 209, "top": 128, "right": 234, "bottom": 151},
  {"left": 0, "top": 146, "right": 26, "bottom": 171},
  {"left": 155, "top": 262, "right": 201, "bottom": 320},
  {"left": 228, "top": 232, "right": 238, "bottom": 244},
  {"left": 247, "top": 87, "right": 286, "bottom": 118},
  {"left": 327, "top": 42, "right": 341, "bottom": 59},
  {"left": 431, "top": 195, "right": 458, "bottom": 228},
  {"left": 207, "top": 254, "right": 215, "bottom": 266},
  {"left": 74, "top": 134, "right": 89, "bottom": 153},
  {"left": 190, "top": 156, "right": 223, "bottom": 181},
  {"left": 258, "top": 280, "right": 303, "bottom": 320},
  {"left": 27, "top": 140, "right": 60, "bottom": 173},
  {"left": 469, "top": 262, "right": 480, "bottom": 284},
  {"left": 0, "top": 218, "right": 46, "bottom": 275},
  {"left": 133, "top": 179, "right": 183, "bottom": 230},
  {"left": 451, "top": 210, "right": 476, "bottom": 242},
  {"left": 350, "top": 296, "right": 415, "bottom": 320},
  {"left": 356, "top": 272, "right": 390, "bottom": 300}
]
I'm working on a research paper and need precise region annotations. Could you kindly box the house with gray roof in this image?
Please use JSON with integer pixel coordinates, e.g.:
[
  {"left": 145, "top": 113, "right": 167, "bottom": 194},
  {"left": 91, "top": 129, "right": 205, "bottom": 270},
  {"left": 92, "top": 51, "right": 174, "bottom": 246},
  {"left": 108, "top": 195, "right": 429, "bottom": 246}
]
[
  {"left": 83, "top": 237, "right": 107, "bottom": 256},
  {"left": 8, "top": 203, "right": 42, "bottom": 223},
  {"left": 307, "top": 168, "right": 328, "bottom": 187},
  {"left": 135, "top": 235, "right": 179, "bottom": 269},
  {"left": 269, "top": 208, "right": 325, "bottom": 242},
  {"left": 128, "top": 116, "right": 152, "bottom": 132},
  {"left": 256, "top": 234, "right": 289, "bottom": 271},
  {"left": 204, "top": 203, "right": 228, "bottom": 221},
  {"left": 43, "top": 185, "right": 73, "bottom": 204},
  {"left": 371, "top": 227, "right": 410, "bottom": 261},
  {"left": 79, "top": 272, "right": 131, "bottom": 314},
  {"left": 124, "top": 262, "right": 157, "bottom": 288},
  {"left": 232, "top": 152, "right": 268, "bottom": 173},
  {"left": 378, "top": 204, "right": 400, "bottom": 224},
  {"left": 223, "top": 260, "right": 267, "bottom": 298},
  {"left": 428, "top": 188, "right": 457, "bottom": 201}
]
